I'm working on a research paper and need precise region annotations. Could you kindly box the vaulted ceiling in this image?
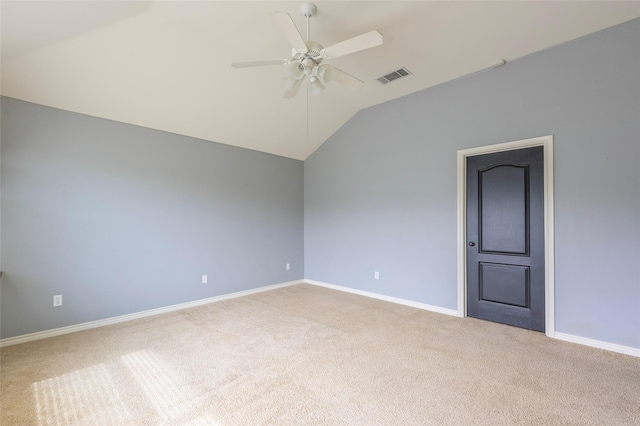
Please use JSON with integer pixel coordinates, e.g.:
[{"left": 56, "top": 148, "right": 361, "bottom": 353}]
[{"left": 2, "top": 1, "right": 638, "bottom": 160}]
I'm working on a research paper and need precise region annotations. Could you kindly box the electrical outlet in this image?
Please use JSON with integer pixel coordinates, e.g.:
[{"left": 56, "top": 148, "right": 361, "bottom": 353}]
[
  {"left": 202, "top": 275, "right": 208, "bottom": 284},
  {"left": 286, "top": 263, "right": 290, "bottom": 271},
  {"left": 374, "top": 271, "right": 380, "bottom": 280},
  {"left": 53, "top": 295, "right": 62, "bottom": 307}
]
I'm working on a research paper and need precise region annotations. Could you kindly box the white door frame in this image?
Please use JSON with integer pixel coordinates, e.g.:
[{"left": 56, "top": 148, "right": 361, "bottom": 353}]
[{"left": 456, "top": 135, "right": 555, "bottom": 338}]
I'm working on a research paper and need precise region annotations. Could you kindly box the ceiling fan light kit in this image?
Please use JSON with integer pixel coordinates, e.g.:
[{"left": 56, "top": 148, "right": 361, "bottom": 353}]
[{"left": 231, "top": 3, "right": 383, "bottom": 98}]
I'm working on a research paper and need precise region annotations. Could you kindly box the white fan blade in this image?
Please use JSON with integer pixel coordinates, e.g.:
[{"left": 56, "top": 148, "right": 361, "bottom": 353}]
[
  {"left": 270, "top": 11, "right": 307, "bottom": 52},
  {"left": 330, "top": 67, "right": 364, "bottom": 90},
  {"left": 232, "top": 59, "right": 287, "bottom": 68},
  {"left": 322, "top": 30, "right": 383, "bottom": 59},
  {"left": 284, "top": 75, "right": 306, "bottom": 98}
]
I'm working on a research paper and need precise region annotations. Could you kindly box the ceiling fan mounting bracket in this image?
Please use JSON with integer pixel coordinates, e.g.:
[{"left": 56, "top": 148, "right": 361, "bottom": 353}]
[{"left": 300, "top": 3, "right": 317, "bottom": 18}]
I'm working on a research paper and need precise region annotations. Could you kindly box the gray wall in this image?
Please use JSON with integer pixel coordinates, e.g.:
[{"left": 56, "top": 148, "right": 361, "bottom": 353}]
[
  {"left": 2, "top": 20, "right": 639, "bottom": 350},
  {"left": 1, "top": 98, "right": 304, "bottom": 338},
  {"left": 305, "top": 19, "right": 640, "bottom": 348}
]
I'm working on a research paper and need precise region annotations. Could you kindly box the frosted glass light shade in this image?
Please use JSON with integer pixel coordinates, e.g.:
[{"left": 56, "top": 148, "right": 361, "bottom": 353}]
[
  {"left": 317, "top": 64, "right": 332, "bottom": 84},
  {"left": 310, "top": 78, "right": 324, "bottom": 95},
  {"left": 289, "top": 62, "right": 305, "bottom": 80}
]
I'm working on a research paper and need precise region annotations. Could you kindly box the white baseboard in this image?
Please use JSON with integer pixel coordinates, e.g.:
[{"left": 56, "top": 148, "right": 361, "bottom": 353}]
[
  {"left": 303, "top": 279, "right": 461, "bottom": 317},
  {"left": 4, "top": 279, "right": 638, "bottom": 358},
  {"left": 304, "top": 280, "right": 639, "bottom": 358},
  {"left": 0, "top": 280, "right": 303, "bottom": 348},
  {"left": 553, "top": 332, "right": 640, "bottom": 358}
]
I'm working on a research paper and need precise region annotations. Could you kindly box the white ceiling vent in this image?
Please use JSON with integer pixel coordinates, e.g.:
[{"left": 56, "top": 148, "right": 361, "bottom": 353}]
[{"left": 377, "top": 67, "right": 412, "bottom": 84}]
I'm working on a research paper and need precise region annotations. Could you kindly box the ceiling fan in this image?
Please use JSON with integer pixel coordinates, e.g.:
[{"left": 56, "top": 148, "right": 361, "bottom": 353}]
[{"left": 231, "top": 3, "right": 383, "bottom": 98}]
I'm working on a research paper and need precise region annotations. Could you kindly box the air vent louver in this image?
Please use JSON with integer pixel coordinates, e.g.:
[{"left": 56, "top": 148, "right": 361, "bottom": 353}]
[{"left": 377, "top": 67, "right": 412, "bottom": 84}]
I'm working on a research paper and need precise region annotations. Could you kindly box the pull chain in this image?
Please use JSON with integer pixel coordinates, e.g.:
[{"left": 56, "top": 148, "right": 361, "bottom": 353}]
[
  {"left": 306, "top": 80, "right": 309, "bottom": 145},
  {"left": 306, "top": 12, "right": 310, "bottom": 145}
]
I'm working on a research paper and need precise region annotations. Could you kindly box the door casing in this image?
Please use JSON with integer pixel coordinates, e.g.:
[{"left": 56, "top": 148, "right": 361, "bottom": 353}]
[{"left": 457, "top": 135, "right": 555, "bottom": 338}]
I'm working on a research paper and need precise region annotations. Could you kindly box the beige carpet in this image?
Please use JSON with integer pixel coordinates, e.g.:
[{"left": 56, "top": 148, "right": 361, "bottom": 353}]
[{"left": 1, "top": 284, "right": 639, "bottom": 425}]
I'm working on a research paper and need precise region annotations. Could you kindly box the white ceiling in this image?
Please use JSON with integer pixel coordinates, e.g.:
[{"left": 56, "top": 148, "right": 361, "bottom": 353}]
[{"left": 2, "top": 1, "right": 639, "bottom": 160}]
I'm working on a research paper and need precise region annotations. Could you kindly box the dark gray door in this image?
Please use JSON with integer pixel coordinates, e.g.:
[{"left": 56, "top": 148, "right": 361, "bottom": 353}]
[{"left": 466, "top": 146, "right": 545, "bottom": 331}]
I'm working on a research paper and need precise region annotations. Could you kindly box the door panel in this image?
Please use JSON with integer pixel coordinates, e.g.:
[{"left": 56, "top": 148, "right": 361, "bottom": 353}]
[
  {"left": 467, "top": 146, "right": 545, "bottom": 331},
  {"left": 479, "top": 263, "right": 530, "bottom": 308},
  {"left": 480, "top": 165, "right": 528, "bottom": 254}
]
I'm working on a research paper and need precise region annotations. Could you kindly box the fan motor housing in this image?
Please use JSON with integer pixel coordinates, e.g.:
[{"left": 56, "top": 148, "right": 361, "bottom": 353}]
[{"left": 292, "top": 41, "right": 324, "bottom": 60}]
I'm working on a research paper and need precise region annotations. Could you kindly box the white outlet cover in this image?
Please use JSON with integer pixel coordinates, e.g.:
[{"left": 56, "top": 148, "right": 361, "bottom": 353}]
[
  {"left": 53, "top": 295, "right": 62, "bottom": 306},
  {"left": 202, "top": 275, "right": 208, "bottom": 284},
  {"left": 374, "top": 271, "right": 380, "bottom": 280},
  {"left": 286, "top": 263, "right": 290, "bottom": 270}
]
